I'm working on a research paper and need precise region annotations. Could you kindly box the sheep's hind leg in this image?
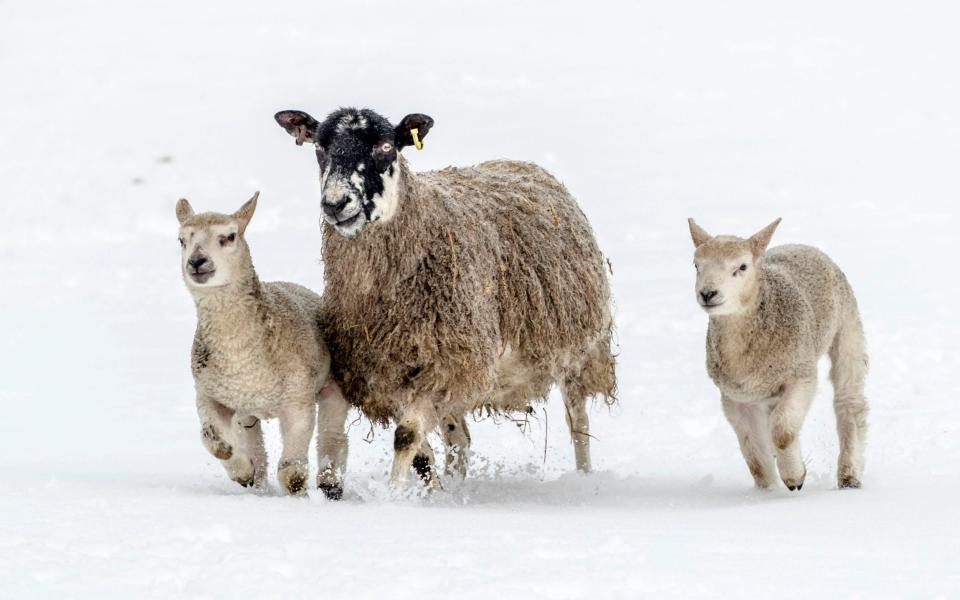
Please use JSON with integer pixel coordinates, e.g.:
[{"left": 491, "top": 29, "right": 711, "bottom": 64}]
[
  {"left": 277, "top": 397, "right": 317, "bottom": 496},
  {"left": 442, "top": 414, "right": 471, "bottom": 479},
  {"left": 197, "top": 395, "right": 257, "bottom": 488},
  {"left": 391, "top": 395, "right": 439, "bottom": 490},
  {"left": 721, "top": 396, "right": 778, "bottom": 489},
  {"left": 561, "top": 382, "right": 592, "bottom": 473},
  {"left": 770, "top": 379, "right": 816, "bottom": 491},
  {"left": 830, "top": 314, "right": 869, "bottom": 489},
  {"left": 316, "top": 381, "right": 351, "bottom": 500}
]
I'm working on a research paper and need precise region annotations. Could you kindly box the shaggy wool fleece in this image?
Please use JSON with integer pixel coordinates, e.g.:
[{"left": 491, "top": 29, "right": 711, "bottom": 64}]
[{"left": 321, "top": 157, "right": 616, "bottom": 425}]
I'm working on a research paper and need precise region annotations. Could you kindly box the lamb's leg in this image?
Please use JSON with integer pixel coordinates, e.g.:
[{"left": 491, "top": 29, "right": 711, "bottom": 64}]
[
  {"left": 277, "top": 397, "right": 317, "bottom": 496},
  {"left": 196, "top": 395, "right": 256, "bottom": 487},
  {"left": 390, "top": 395, "right": 439, "bottom": 489},
  {"left": 231, "top": 414, "right": 268, "bottom": 489},
  {"left": 830, "top": 314, "right": 869, "bottom": 489},
  {"left": 721, "top": 396, "right": 778, "bottom": 489},
  {"left": 770, "top": 379, "right": 817, "bottom": 491},
  {"left": 441, "top": 413, "right": 471, "bottom": 479},
  {"left": 316, "top": 381, "right": 350, "bottom": 500},
  {"left": 561, "top": 383, "right": 592, "bottom": 473}
]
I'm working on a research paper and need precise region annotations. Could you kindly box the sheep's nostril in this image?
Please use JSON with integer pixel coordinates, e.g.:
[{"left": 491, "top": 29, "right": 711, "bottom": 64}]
[
  {"left": 323, "top": 197, "right": 351, "bottom": 217},
  {"left": 700, "top": 289, "right": 718, "bottom": 303},
  {"left": 188, "top": 256, "right": 210, "bottom": 273}
]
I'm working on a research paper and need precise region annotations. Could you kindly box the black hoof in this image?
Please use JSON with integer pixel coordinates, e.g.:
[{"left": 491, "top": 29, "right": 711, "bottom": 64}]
[
  {"left": 319, "top": 482, "right": 344, "bottom": 501},
  {"left": 412, "top": 453, "right": 432, "bottom": 481},
  {"left": 286, "top": 471, "right": 307, "bottom": 495}
]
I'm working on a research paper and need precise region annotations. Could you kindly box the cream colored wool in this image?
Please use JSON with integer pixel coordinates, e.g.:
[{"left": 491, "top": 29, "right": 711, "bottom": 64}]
[
  {"left": 689, "top": 218, "right": 869, "bottom": 490},
  {"left": 177, "top": 193, "right": 350, "bottom": 498}
]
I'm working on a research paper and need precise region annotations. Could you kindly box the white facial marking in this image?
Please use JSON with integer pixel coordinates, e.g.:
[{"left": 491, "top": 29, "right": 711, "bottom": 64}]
[
  {"left": 336, "top": 114, "right": 368, "bottom": 133},
  {"left": 368, "top": 161, "right": 400, "bottom": 224},
  {"left": 349, "top": 171, "right": 365, "bottom": 194}
]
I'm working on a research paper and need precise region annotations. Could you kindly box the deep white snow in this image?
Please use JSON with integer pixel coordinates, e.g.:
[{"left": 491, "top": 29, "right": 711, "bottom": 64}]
[{"left": 1, "top": 1, "right": 958, "bottom": 598}]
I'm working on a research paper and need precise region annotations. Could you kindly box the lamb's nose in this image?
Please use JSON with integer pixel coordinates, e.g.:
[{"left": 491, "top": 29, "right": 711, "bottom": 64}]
[
  {"left": 323, "top": 197, "right": 350, "bottom": 217},
  {"left": 700, "top": 289, "right": 718, "bottom": 303},
  {"left": 188, "top": 256, "right": 207, "bottom": 271}
]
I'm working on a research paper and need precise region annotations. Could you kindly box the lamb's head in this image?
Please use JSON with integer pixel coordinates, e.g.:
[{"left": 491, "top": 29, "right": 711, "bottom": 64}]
[
  {"left": 274, "top": 107, "right": 433, "bottom": 237},
  {"left": 175, "top": 192, "right": 259, "bottom": 290},
  {"left": 688, "top": 218, "right": 781, "bottom": 316}
]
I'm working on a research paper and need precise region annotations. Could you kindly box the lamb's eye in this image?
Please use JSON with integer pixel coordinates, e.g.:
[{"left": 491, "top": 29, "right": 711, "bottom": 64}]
[
  {"left": 379, "top": 142, "right": 392, "bottom": 153},
  {"left": 178, "top": 237, "right": 185, "bottom": 248},
  {"left": 219, "top": 233, "right": 236, "bottom": 246},
  {"left": 739, "top": 264, "right": 747, "bottom": 271}
]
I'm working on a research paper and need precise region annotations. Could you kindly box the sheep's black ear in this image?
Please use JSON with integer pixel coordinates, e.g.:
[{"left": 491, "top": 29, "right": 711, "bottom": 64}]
[
  {"left": 275, "top": 110, "right": 320, "bottom": 146},
  {"left": 394, "top": 113, "right": 434, "bottom": 150}
]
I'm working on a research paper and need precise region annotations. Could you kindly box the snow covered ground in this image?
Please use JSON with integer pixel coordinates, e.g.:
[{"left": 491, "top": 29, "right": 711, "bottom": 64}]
[{"left": 2, "top": 1, "right": 959, "bottom": 597}]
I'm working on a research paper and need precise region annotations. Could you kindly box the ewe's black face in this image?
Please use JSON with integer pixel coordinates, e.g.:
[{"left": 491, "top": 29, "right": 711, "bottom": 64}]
[{"left": 275, "top": 107, "right": 433, "bottom": 237}]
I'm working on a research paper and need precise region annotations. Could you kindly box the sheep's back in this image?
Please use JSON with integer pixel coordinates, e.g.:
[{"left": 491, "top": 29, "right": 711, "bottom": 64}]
[{"left": 419, "top": 159, "right": 612, "bottom": 368}]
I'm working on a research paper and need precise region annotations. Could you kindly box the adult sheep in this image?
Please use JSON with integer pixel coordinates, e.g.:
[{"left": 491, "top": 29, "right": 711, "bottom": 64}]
[{"left": 275, "top": 107, "right": 616, "bottom": 487}]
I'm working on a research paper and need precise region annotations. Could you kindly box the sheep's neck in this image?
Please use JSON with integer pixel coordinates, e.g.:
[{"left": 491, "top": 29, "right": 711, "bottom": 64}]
[
  {"left": 191, "top": 270, "right": 267, "bottom": 349},
  {"left": 708, "top": 273, "right": 769, "bottom": 361}
]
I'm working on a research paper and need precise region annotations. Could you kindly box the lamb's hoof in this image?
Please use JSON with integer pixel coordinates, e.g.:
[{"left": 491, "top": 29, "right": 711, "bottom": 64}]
[
  {"left": 318, "top": 482, "right": 343, "bottom": 500},
  {"left": 202, "top": 425, "right": 232, "bottom": 460},
  {"left": 782, "top": 466, "right": 806, "bottom": 492},
  {"left": 838, "top": 476, "right": 862, "bottom": 489},
  {"left": 278, "top": 460, "right": 308, "bottom": 496},
  {"left": 234, "top": 474, "right": 256, "bottom": 488}
]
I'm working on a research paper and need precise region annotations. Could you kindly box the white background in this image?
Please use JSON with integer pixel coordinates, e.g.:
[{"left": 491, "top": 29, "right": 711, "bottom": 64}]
[{"left": 1, "top": 1, "right": 958, "bottom": 597}]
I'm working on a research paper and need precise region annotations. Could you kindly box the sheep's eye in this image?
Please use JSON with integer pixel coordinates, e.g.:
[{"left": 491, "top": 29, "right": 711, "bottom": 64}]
[
  {"left": 379, "top": 142, "right": 393, "bottom": 153},
  {"left": 739, "top": 264, "right": 748, "bottom": 271},
  {"left": 219, "top": 233, "right": 236, "bottom": 246},
  {"left": 178, "top": 237, "right": 185, "bottom": 248}
]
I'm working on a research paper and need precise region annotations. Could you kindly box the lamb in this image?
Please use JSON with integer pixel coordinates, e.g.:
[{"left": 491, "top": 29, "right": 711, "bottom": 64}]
[
  {"left": 274, "top": 107, "right": 616, "bottom": 487},
  {"left": 688, "top": 218, "right": 869, "bottom": 490},
  {"left": 176, "top": 192, "right": 350, "bottom": 498}
]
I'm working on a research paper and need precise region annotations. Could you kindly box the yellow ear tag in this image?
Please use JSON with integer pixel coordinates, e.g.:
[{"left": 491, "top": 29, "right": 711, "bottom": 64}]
[{"left": 410, "top": 128, "right": 423, "bottom": 150}]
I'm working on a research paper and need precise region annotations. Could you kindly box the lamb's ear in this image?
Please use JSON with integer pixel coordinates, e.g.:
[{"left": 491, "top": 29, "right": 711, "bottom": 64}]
[
  {"left": 176, "top": 198, "right": 194, "bottom": 225},
  {"left": 688, "top": 218, "right": 712, "bottom": 248},
  {"left": 749, "top": 218, "right": 782, "bottom": 257},
  {"left": 394, "top": 113, "right": 434, "bottom": 150},
  {"left": 233, "top": 191, "right": 259, "bottom": 234},
  {"left": 275, "top": 110, "right": 321, "bottom": 146}
]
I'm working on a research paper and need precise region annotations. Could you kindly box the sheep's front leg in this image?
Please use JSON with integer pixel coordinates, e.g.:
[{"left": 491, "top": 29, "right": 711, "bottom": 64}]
[
  {"left": 441, "top": 413, "right": 471, "bottom": 479},
  {"left": 196, "top": 395, "right": 256, "bottom": 487},
  {"left": 391, "top": 395, "right": 439, "bottom": 490},
  {"left": 316, "top": 381, "right": 350, "bottom": 500},
  {"left": 277, "top": 397, "right": 316, "bottom": 496},
  {"left": 770, "top": 379, "right": 816, "bottom": 491},
  {"left": 721, "top": 396, "right": 778, "bottom": 489}
]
